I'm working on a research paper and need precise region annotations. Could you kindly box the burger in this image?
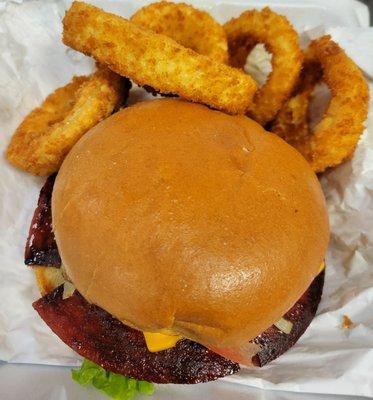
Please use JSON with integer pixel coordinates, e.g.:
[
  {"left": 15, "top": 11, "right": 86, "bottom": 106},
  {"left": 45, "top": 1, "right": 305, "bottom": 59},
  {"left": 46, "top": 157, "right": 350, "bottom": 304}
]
[{"left": 27, "top": 99, "right": 329, "bottom": 385}]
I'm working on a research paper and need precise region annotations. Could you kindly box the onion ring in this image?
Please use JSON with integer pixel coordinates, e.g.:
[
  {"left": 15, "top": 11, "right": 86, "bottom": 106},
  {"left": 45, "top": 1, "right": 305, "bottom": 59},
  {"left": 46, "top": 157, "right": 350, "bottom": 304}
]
[
  {"left": 62, "top": 2, "right": 257, "bottom": 115},
  {"left": 131, "top": 1, "right": 228, "bottom": 63},
  {"left": 272, "top": 36, "right": 369, "bottom": 172},
  {"left": 271, "top": 57, "right": 323, "bottom": 160},
  {"left": 224, "top": 7, "right": 303, "bottom": 125},
  {"left": 6, "top": 67, "right": 129, "bottom": 176}
]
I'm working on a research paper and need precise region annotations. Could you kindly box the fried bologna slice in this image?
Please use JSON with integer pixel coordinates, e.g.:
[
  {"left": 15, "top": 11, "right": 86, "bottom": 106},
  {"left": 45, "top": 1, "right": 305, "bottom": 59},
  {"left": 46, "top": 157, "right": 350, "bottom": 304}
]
[
  {"left": 33, "top": 287, "right": 240, "bottom": 384},
  {"left": 33, "top": 268, "right": 324, "bottom": 381}
]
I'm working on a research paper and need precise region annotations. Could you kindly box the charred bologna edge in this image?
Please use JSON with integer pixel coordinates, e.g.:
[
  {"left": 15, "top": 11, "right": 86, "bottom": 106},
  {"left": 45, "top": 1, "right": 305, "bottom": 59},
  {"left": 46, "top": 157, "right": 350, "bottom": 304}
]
[
  {"left": 33, "top": 287, "right": 239, "bottom": 384},
  {"left": 33, "top": 273, "right": 324, "bottom": 383},
  {"left": 24, "top": 174, "right": 61, "bottom": 267},
  {"left": 252, "top": 270, "right": 324, "bottom": 366}
]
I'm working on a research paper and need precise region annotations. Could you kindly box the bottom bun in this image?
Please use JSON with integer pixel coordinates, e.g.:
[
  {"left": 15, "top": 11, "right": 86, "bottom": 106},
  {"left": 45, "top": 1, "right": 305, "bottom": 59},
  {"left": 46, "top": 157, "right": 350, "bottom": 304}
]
[{"left": 34, "top": 267, "right": 324, "bottom": 382}]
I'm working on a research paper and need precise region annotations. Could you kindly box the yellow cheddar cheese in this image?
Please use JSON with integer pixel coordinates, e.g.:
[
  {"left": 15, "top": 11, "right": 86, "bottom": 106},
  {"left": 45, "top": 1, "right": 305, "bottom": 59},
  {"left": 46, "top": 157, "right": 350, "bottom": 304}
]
[
  {"left": 143, "top": 331, "right": 183, "bottom": 352},
  {"left": 318, "top": 261, "right": 325, "bottom": 274}
]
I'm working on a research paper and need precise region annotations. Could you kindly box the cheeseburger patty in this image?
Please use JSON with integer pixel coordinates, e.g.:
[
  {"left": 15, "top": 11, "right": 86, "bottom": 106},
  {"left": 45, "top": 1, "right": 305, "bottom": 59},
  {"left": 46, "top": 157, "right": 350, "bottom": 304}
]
[
  {"left": 29, "top": 175, "right": 325, "bottom": 382},
  {"left": 29, "top": 99, "right": 328, "bottom": 382}
]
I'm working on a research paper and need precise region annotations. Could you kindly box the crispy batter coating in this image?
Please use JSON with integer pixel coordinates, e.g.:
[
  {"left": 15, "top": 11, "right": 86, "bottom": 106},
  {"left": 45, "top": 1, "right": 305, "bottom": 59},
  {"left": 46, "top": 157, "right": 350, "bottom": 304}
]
[
  {"left": 62, "top": 1, "right": 257, "bottom": 115},
  {"left": 271, "top": 58, "right": 323, "bottom": 160},
  {"left": 131, "top": 1, "right": 228, "bottom": 63},
  {"left": 224, "top": 7, "right": 303, "bottom": 125},
  {"left": 6, "top": 67, "right": 127, "bottom": 176},
  {"left": 272, "top": 36, "right": 369, "bottom": 172}
]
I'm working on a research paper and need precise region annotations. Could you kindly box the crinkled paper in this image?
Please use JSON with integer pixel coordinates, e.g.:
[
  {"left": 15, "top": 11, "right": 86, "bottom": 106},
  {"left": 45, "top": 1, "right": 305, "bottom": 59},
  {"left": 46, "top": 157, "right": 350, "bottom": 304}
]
[{"left": 0, "top": 0, "right": 372, "bottom": 397}]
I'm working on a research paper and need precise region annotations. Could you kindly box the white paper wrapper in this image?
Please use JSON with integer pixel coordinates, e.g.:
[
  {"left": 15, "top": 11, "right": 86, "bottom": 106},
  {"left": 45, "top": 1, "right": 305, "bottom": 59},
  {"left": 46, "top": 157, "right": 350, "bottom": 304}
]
[{"left": 0, "top": 0, "right": 373, "bottom": 398}]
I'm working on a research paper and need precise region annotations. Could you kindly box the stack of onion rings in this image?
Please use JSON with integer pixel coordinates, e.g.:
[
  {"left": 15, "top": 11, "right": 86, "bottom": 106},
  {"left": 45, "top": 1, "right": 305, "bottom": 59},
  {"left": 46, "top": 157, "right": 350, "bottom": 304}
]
[
  {"left": 62, "top": 2, "right": 257, "bottom": 115},
  {"left": 6, "top": 2, "right": 370, "bottom": 176}
]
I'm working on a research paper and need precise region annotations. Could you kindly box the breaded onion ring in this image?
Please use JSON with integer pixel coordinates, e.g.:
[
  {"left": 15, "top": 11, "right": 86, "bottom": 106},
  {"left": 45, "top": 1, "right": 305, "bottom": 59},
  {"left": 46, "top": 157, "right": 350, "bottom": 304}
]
[
  {"left": 6, "top": 67, "right": 129, "bottom": 176},
  {"left": 131, "top": 1, "right": 228, "bottom": 63},
  {"left": 271, "top": 58, "right": 323, "bottom": 160},
  {"left": 224, "top": 7, "right": 303, "bottom": 125},
  {"left": 62, "top": 2, "right": 257, "bottom": 115},
  {"left": 272, "top": 36, "right": 369, "bottom": 173}
]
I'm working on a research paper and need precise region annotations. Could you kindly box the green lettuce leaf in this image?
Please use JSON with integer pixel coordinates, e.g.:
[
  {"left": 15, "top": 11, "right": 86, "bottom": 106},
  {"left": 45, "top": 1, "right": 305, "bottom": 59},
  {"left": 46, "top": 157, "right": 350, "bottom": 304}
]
[{"left": 72, "top": 359, "right": 155, "bottom": 399}]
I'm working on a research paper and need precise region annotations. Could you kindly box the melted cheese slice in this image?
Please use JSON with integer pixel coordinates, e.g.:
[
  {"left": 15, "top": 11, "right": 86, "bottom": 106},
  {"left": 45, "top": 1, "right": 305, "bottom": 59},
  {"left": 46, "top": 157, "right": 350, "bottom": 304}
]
[
  {"left": 318, "top": 261, "right": 325, "bottom": 274},
  {"left": 143, "top": 331, "right": 183, "bottom": 352}
]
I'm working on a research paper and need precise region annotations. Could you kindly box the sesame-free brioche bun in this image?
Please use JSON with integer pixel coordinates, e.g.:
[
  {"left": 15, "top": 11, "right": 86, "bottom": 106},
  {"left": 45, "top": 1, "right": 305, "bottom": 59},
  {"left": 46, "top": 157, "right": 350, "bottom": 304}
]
[{"left": 52, "top": 99, "right": 329, "bottom": 350}]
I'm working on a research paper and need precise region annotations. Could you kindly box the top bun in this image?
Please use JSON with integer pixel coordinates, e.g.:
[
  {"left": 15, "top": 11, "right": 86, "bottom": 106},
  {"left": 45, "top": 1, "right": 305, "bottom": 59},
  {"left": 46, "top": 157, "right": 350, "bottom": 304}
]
[{"left": 52, "top": 99, "right": 329, "bottom": 349}]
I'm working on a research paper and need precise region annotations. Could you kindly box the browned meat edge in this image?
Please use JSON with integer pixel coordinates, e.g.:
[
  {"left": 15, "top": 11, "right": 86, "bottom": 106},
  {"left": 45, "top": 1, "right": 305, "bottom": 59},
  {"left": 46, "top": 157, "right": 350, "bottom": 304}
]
[
  {"left": 252, "top": 270, "right": 324, "bottom": 366},
  {"left": 33, "top": 273, "right": 323, "bottom": 383},
  {"left": 24, "top": 174, "right": 61, "bottom": 266},
  {"left": 33, "top": 287, "right": 239, "bottom": 384}
]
